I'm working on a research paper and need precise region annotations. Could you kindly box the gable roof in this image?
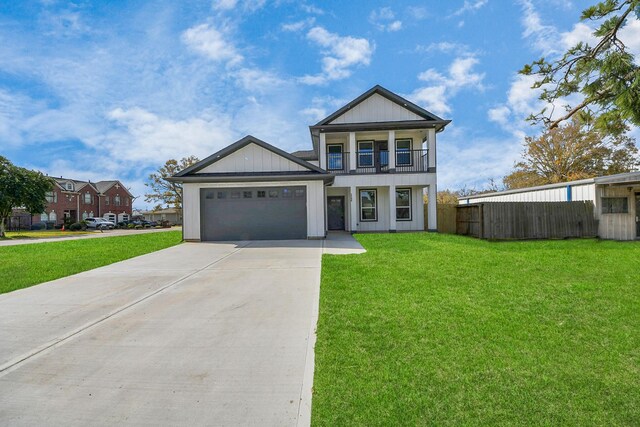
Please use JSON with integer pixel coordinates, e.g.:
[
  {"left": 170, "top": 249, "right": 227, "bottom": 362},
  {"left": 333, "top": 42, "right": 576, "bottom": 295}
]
[
  {"left": 173, "top": 135, "right": 329, "bottom": 178},
  {"left": 291, "top": 149, "right": 318, "bottom": 161},
  {"left": 313, "top": 84, "right": 450, "bottom": 127}
]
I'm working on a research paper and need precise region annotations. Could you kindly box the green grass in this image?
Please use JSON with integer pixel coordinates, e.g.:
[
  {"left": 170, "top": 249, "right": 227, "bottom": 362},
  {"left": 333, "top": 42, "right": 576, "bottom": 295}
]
[
  {"left": 312, "top": 233, "right": 639, "bottom": 426},
  {"left": 3, "top": 230, "right": 92, "bottom": 239},
  {"left": 0, "top": 231, "right": 182, "bottom": 294}
]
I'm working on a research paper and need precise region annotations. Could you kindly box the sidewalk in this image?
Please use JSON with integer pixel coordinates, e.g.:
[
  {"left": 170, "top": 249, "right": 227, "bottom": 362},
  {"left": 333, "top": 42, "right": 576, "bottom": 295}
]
[{"left": 0, "top": 227, "right": 181, "bottom": 247}]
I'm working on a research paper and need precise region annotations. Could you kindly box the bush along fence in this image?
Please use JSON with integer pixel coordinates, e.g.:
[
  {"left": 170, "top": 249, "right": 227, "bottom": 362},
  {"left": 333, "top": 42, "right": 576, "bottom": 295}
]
[{"left": 456, "top": 201, "right": 598, "bottom": 240}]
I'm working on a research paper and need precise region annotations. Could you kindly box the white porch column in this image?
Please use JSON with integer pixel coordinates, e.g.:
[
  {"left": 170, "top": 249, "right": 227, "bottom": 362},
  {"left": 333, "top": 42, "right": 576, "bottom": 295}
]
[
  {"left": 389, "top": 184, "right": 396, "bottom": 232},
  {"left": 348, "top": 132, "right": 356, "bottom": 172},
  {"left": 319, "top": 133, "right": 327, "bottom": 170},
  {"left": 388, "top": 130, "right": 396, "bottom": 171},
  {"left": 427, "top": 128, "right": 436, "bottom": 170},
  {"left": 427, "top": 184, "right": 437, "bottom": 231},
  {"left": 350, "top": 186, "right": 358, "bottom": 232}
]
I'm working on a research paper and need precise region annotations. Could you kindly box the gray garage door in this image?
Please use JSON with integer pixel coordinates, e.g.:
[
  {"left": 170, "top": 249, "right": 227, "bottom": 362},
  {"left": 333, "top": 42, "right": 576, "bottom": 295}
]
[{"left": 200, "top": 186, "right": 307, "bottom": 241}]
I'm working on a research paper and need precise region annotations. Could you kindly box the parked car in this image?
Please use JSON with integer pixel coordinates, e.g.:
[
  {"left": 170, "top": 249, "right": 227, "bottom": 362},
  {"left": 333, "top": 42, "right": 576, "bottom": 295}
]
[{"left": 85, "top": 217, "right": 115, "bottom": 229}]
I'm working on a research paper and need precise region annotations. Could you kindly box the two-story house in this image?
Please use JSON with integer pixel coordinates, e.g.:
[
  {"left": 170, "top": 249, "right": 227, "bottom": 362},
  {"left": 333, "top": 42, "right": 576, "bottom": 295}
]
[
  {"left": 34, "top": 178, "right": 134, "bottom": 226},
  {"left": 171, "top": 85, "right": 450, "bottom": 241}
]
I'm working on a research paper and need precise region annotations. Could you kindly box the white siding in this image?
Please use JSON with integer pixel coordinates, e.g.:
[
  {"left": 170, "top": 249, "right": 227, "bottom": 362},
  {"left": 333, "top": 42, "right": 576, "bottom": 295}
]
[
  {"left": 197, "top": 143, "right": 308, "bottom": 174},
  {"left": 330, "top": 93, "right": 423, "bottom": 124},
  {"left": 334, "top": 172, "right": 435, "bottom": 188},
  {"left": 358, "top": 186, "right": 390, "bottom": 232},
  {"left": 596, "top": 186, "right": 637, "bottom": 240},
  {"left": 396, "top": 187, "right": 425, "bottom": 231},
  {"left": 182, "top": 180, "right": 326, "bottom": 241}
]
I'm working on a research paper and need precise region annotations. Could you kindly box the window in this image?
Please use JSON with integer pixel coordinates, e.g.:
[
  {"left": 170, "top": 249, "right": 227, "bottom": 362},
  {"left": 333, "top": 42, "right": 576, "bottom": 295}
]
[
  {"left": 357, "top": 141, "right": 374, "bottom": 167},
  {"left": 243, "top": 191, "right": 253, "bottom": 198},
  {"left": 49, "top": 211, "right": 57, "bottom": 222},
  {"left": 105, "top": 196, "right": 110, "bottom": 205},
  {"left": 114, "top": 195, "right": 121, "bottom": 206},
  {"left": 82, "top": 211, "right": 88, "bottom": 220},
  {"left": 395, "top": 139, "right": 412, "bottom": 166},
  {"left": 84, "top": 192, "right": 92, "bottom": 204},
  {"left": 217, "top": 191, "right": 226, "bottom": 199},
  {"left": 360, "top": 189, "right": 377, "bottom": 221},
  {"left": 396, "top": 188, "right": 412, "bottom": 220},
  {"left": 125, "top": 197, "right": 129, "bottom": 206},
  {"left": 40, "top": 212, "right": 48, "bottom": 222},
  {"left": 230, "top": 191, "right": 241, "bottom": 199},
  {"left": 257, "top": 190, "right": 266, "bottom": 198},
  {"left": 294, "top": 188, "right": 305, "bottom": 198},
  {"left": 282, "top": 188, "right": 292, "bottom": 198},
  {"left": 269, "top": 190, "right": 279, "bottom": 198},
  {"left": 206, "top": 191, "right": 215, "bottom": 199},
  {"left": 45, "top": 191, "right": 57, "bottom": 203},
  {"left": 65, "top": 182, "right": 74, "bottom": 191},
  {"left": 601, "top": 197, "right": 628, "bottom": 214},
  {"left": 327, "top": 144, "right": 343, "bottom": 170}
]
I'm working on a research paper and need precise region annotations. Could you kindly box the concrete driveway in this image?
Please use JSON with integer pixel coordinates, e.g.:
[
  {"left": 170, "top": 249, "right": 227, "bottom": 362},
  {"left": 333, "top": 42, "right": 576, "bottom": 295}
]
[{"left": 0, "top": 240, "right": 324, "bottom": 426}]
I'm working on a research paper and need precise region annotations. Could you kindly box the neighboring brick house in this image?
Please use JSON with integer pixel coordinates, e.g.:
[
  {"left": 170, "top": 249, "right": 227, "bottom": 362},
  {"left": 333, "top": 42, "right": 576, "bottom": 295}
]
[{"left": 34, "top": 178, "right": 134, "bottom": 226}]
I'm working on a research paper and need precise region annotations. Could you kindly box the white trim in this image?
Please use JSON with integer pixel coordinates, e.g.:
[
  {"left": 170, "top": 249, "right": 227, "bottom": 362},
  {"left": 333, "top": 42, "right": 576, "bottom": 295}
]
[
  {"left": 359, "top": 188, "right": 378, "bottom": 222},
  {"left": 395, "top": 187, "right": 412, "bottom": 221}
]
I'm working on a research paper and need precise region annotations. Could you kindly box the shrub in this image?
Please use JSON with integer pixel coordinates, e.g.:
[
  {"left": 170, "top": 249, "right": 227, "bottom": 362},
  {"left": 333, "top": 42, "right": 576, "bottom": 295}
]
[
  {"left": 30, "top": 223, "right": 46, "bottom": 230},
  {"left": 135, "top": 225, "right": 143, "bottom": 229},
  {"left": 68, "top": 222, "right": 83, "bottom": 231},
  {"left": 127, "top": 223, "right": 135, "bottom": 229}
]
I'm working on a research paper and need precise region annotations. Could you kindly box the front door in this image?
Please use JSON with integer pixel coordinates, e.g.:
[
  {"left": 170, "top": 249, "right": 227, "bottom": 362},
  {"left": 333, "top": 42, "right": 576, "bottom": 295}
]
[
  {"left": 636, "top": 193, "right": 640, "bottom": 238},
  {"left": 375, "top": 141, "right": 388, "bottom": 173},
  {"left": 327, "top": 196, "right": 345, "bottom": 230}
]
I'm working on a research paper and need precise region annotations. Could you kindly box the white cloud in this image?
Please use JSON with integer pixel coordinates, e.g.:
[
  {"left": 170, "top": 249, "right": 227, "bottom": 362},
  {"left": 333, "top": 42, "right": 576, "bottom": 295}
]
[
  {"left": 407, "top": 6, "right": 428, "bottom": 20},
  {"left": 212, "top": 0, "right": 238, "bottom": 10},
  {"left": 105, "top": 107, "right": 236, "bottom": 164},
  {"left": 181, "top": 23, "right": 243, "bottom": 66},
  {"left": 416, "top": 41, "right": 473, "bottom": 56},
  {"left": 281, "top": 18, "right": 315, "bottom": 32},
  {"left": 300, "top": 3, "right": 324, "bottom": 15},
  {"left": 409, "top": 55, "right": 485, "bottom": 116},
  {"left": 234, "top": 68, "right": 285, "bottom": 92},
  {"left": 369, "top": 7, "right": 403, "bottom": 32},
  {"left": 519, "top": 0, "right": 560, "bottom": 54},
  {"left": 451, "top": 0, "right": 488, "bottom": 17},
  {"left": 300, "top": 26, "right": 374, "bottom": 85}
]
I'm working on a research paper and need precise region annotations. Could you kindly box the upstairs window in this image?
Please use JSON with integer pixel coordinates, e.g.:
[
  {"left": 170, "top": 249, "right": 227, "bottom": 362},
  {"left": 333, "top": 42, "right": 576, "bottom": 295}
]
[
  {"left": 84, "top": 192, "right": 92, "bottom": 204},
  {"left": 45, "top": 191, "right": 57, "bottom": 203},
  {"left": 357, "top": 141, "right": 374, "bottom": 167},
  {"left": 105, "top": 196, "right": 110, "bottom": 205},
  {"left": 125, "top": 197, "right": 129, "bottom": 206},
  {"left": 114, "top": 195, "right": 121, "bottom": 206},
  {"left": 395, "top": 139, "right": 412, "bottom": 166},
  {"left": 65, "top": 182, "right": 74, "bottom": 191},
  {"left": 601, "top": 197, "right": 628, "bottom": 214}
]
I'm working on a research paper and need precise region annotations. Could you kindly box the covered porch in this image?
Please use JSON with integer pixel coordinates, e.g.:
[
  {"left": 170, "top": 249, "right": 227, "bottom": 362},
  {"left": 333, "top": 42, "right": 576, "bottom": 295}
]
[{"left": 325, "top": 184, "right": 436, "bottom": 234}]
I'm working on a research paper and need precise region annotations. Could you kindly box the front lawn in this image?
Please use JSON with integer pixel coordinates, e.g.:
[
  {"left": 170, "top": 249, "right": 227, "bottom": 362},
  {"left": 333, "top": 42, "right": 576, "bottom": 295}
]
[
  {"left": 313, "top": 234, "right": 639, "bottom": 426},
  {"left": 0, "top": 231, "right": 182, "bottom": 294},
  {"left": 3, "top": 230, "right": 92, "bottom": 239}
]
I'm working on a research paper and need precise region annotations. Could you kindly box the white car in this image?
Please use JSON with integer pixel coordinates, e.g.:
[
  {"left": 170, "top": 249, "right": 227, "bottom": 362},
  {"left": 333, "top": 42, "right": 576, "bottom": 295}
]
[{"left": 85, "top": 217, "right": 115, "bottom": 229}]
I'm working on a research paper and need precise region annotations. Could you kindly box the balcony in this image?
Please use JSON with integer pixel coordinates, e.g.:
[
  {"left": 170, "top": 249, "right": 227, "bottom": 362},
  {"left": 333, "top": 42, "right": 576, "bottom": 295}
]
[{"left": 326, "top": 149, "right": 430, "bottom": 175}]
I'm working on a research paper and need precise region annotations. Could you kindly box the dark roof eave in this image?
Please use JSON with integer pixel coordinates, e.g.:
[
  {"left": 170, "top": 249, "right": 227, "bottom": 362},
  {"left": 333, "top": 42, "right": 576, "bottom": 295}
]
[
  {"left": 168, "top": 173, "right": 334, "bottom": 185},
  {"left": 309, "top": 120, "right": 451, "bottom": 133}
]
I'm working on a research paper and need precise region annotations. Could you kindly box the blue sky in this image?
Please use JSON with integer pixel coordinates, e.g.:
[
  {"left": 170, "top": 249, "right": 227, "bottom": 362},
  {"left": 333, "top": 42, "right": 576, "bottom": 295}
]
[{"left": 1, "top": 0, "right": 639, "bottom": 209}]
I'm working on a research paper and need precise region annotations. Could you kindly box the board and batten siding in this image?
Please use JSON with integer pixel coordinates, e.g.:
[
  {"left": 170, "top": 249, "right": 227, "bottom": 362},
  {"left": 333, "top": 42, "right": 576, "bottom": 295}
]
[
  {"left": 329, "top": 93, "right": 424, "bottom": 124},
  {"left": 197, "top": 143, "right": 308, "bottom": 174},
  {"left": 182, "top": 180, "right": 326, "bottom": 240}
]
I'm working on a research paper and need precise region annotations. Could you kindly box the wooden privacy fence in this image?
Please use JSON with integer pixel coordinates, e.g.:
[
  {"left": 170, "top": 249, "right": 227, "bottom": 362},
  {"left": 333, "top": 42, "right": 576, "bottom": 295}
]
[
  {"left": 424, "top": 203, "right": 457, "bottom": 234},
  {"left": 456, "top": 202, "right": 598, "bottom": 240}
]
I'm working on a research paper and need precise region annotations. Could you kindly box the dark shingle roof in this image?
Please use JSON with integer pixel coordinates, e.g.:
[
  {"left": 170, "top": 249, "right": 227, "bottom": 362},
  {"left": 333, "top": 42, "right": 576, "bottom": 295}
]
[{"left": 291, "top": 149, "right": 318, "bottom": 161}]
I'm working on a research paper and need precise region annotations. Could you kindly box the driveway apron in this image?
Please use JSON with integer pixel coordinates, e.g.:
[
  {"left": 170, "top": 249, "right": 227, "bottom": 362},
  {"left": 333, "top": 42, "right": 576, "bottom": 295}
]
[{"left": 0, "top": 240, "right": 322, "bottom": 427}]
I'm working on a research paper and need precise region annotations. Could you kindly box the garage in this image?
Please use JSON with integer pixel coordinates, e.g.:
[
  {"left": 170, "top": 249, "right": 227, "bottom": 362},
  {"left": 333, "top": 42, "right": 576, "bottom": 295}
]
[{"left": 200, "top": 186, "right": 307, "bottom": 241}]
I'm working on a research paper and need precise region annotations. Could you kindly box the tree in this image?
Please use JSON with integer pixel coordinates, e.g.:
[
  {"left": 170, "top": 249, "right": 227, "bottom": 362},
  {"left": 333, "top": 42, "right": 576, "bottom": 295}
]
[
  {"left": 521, "top": 0, "right": 640, "bottom": 134},
  {"left": 0, "top": 156, "right": 53, "bottom": 238},
  {"left": 503, "top": 118, "right": 639, "bottom": 189},
  {"left": 145, "top": 156, "right": 199, "bottom": 212}
]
